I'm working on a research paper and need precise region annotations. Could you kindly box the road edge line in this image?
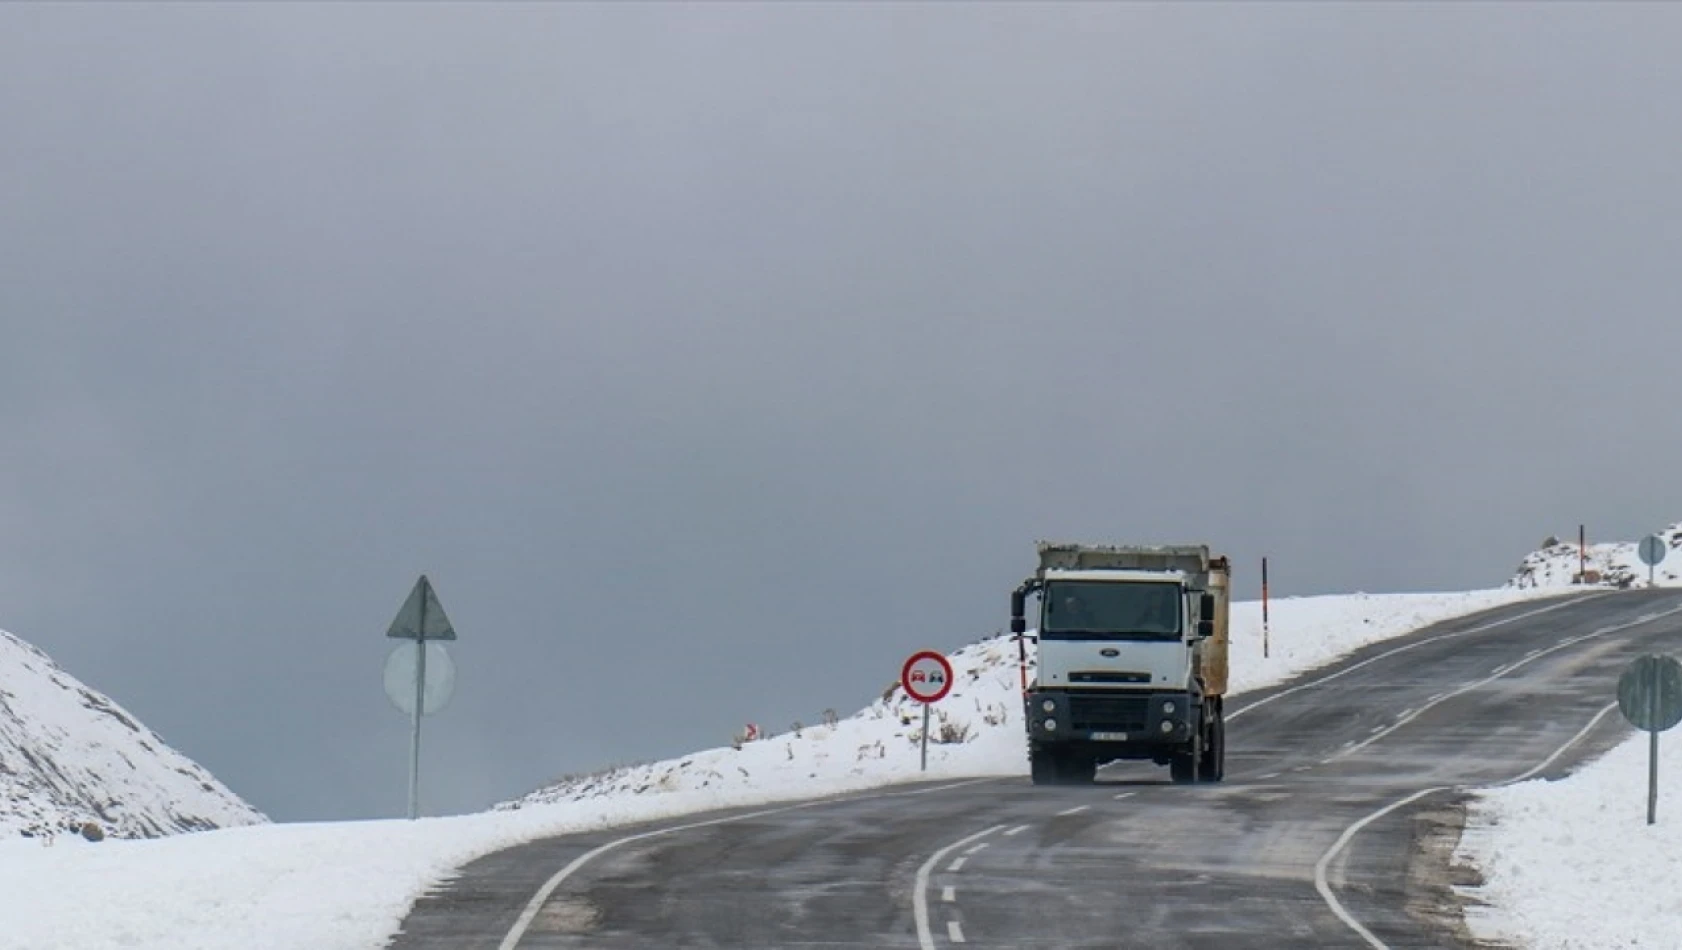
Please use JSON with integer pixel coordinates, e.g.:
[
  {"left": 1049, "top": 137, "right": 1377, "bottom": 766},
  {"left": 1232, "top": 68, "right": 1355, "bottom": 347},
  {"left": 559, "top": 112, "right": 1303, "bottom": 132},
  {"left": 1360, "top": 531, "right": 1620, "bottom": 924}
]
[{"left": 1315, "top": 691, "right": 1635, "bottom": 948}]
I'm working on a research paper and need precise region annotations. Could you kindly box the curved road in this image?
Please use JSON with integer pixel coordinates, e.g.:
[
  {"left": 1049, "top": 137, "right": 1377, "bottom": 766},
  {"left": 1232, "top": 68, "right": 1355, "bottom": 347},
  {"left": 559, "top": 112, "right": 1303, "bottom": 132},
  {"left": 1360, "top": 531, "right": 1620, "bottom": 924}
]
[{"left": 390, "top": 590, "right": 1682, "bottom": 949}]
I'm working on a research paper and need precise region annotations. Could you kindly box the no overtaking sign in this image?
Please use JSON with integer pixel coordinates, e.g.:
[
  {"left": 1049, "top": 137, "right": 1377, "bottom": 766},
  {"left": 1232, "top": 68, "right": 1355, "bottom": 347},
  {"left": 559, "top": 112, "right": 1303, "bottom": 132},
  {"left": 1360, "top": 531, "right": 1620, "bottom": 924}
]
[
  {"left": 902, "top": 650, "right": 953, "bottom": 772},
  {"left": 902, "top": 650, "right": 953, "bottom": 703}
]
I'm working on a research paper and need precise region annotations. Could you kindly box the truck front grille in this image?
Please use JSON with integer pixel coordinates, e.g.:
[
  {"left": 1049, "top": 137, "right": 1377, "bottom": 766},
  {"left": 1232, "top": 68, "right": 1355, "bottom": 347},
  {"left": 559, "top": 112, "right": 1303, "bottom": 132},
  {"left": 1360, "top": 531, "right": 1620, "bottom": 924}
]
[{"left": 1067, "top": 695, "right": 1150, "bottom": 732}]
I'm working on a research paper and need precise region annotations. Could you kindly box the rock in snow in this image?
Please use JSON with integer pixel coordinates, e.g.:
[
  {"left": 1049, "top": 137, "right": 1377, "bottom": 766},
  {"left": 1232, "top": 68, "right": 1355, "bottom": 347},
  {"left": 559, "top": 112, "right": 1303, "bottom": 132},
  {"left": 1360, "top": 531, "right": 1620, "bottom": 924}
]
[{"left": 0, "top": 626, "right": 265, "bottom": 839}]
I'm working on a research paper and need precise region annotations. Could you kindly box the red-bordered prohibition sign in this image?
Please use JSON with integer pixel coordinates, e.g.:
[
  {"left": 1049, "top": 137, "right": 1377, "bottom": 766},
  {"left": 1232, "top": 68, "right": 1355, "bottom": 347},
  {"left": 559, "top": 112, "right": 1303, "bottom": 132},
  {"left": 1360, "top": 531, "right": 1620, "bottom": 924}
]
[{"left": 900, "top": 650, "right": 954, "bottom": 704}]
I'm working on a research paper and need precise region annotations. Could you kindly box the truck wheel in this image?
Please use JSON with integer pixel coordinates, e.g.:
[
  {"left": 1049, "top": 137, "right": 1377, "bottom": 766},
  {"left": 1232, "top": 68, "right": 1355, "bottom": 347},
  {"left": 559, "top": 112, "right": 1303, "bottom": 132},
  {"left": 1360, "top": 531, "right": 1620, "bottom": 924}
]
[
  {"left": 1030, "top": 750, "right": 1060, "bottom": 785},
  {"left": 1200, "top": 710, "right": 1226, "bottom": 782}
]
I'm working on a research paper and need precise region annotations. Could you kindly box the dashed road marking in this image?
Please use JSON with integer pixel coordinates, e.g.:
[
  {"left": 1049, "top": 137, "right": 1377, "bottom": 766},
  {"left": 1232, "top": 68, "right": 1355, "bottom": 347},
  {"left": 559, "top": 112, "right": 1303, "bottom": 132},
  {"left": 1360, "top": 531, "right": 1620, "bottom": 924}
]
[
  {"left": 941, "top": 886, "right": 955, "bottom": 903},
  {"left": 1056, "top": 805, "right": 1090, "bottom": 816},
  {"left": 963, "top": 842, "right": 989, "bottom": 856},
  {"left": 1113, "top": 792, "right": 1135, "bottom": 801},
  {"left": 499, "top": 778, "right": 999, "bottom": 950},
  {"left": 1225, "top": 595, "right": 1599, "bottom": 723},
  {"left": 948, "top": 921, "right": 966, "bottom": 943},
  {"left": 1325, "top": 603, "right": 1682, "bottom": 765},
  {"left": 914, "top": 825, "right": 1001, "bottom": 950},
  {"left": 1003, "top": 824, "right": 1031, "bottom": 837},
  {"left": 947, "top": 857, "right": 968, "bottom": 872}
]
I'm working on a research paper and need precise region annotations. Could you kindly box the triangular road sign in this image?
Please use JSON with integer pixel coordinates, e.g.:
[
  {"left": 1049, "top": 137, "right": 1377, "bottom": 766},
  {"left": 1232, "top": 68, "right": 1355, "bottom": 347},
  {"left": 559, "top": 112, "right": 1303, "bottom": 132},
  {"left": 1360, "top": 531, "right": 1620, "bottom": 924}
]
[{"left": 386, "top": 575, "right": 457, "bottom": 641}]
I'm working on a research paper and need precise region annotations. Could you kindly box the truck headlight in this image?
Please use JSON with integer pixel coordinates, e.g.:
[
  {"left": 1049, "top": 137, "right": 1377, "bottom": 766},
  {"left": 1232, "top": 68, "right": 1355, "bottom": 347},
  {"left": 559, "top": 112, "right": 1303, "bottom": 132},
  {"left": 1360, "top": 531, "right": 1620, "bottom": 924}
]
[
  {"left": 1161, "top": 700, "right": 1176, "bottom": 715},
  {"left": 1041, "top": 699, "right": 1056, "bottom": 713},
  {"left": 1043, "top": 718, "right": 1057, "bottom": 732},
  {"left": 1159, "top": 721, "right": 1174, "bottom": 734}
]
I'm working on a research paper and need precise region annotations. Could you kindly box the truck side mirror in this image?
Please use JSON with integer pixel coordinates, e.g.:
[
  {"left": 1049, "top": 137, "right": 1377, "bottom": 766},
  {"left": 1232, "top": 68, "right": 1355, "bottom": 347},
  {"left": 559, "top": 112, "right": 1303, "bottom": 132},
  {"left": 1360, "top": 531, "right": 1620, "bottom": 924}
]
[
  {"left": 1010, "top": 590, "right": 1027, "bottom": 634},
  {"left": 1197, "top": 619, "right": 1214, "bottom": 639},
  {"left": 1200, "top": 592, "right": 1215, "bottom": 617},
  {"left": 1011, "top": 617, "right": 1026, "bottom": 634}
]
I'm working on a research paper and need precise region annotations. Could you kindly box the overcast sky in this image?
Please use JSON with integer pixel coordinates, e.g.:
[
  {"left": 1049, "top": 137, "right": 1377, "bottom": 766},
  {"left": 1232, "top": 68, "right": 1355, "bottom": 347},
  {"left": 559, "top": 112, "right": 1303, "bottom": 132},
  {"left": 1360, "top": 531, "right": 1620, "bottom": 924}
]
[{"left": 4, "top": 3, "right": 1682, "bottom": 822}]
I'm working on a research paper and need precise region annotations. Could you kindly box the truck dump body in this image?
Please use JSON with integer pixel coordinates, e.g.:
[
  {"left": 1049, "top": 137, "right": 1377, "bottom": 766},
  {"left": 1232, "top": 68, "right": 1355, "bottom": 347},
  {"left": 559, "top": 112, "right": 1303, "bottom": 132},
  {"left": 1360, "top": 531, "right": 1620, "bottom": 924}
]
[{"left": 1035, "top": 542, "right": 1230, "bottom": 697}]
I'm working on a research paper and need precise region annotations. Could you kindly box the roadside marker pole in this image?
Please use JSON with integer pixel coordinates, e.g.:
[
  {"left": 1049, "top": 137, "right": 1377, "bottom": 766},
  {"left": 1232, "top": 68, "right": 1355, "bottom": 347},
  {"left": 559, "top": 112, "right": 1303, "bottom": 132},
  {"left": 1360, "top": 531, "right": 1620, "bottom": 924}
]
[
  {"left": 1650, "top": 680, "right": 1659, "bottom": 825},
  {"left": 1262, "top": 557, "right": 1271, "bottom": 660}
]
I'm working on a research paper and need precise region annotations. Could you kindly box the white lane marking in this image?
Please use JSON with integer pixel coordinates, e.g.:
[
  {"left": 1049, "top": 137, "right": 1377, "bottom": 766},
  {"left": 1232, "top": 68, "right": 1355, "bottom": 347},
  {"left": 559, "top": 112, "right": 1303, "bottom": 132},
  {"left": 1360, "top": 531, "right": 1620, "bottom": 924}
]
[
  {"left": 1113, "top": 792, "right": 1135, "bottom": 801},
  {"left": 1314, "top": 785, "right": 1448, "bottom": 949},
  {"left": 963, "top": 842, "right": 990, "bottom": 856},
  {"left": 1325, "top": 603, "right": 1682, "bottom": 764},
  {"left": 500, "top": 778, "right": 997, "bottom": 950},
  {"left": 1315, "top": 696, "right": 1642, "bottom": 945},
  {"left": 890, "top": 778, "right": 998, "bottom": 797},
  {"left": 1499, "top": 701, "right": 1619, "bottom": 786},
  {"left": 947, "top": 857, "right": 968, "bottom": 872},
  {"left": 1056, "top": 805, "right": 1090, "bottom": 816},
  {"left": 1003, "top": 824, "right": 1031, "bottom": 837},
  {"left": 1259, "top": 772, "right": 1281, "bottom": 780},
  {"left": 1227, "top": 595, "right": 1600, "bottom": 723},
  {"left": 948, "top": 921, "right": 966, "bottom": 943},
  {"left": 915, "top": 826, "right": 1002, "bottom": 950},
  {"left": 941, "top": 885, "right": 956, "bottom": 902}
]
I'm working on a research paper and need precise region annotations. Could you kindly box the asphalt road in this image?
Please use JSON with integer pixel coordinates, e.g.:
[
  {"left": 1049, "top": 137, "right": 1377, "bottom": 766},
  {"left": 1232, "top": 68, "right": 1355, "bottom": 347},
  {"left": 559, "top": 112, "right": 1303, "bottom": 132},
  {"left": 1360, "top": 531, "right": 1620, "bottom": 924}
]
[{"left": 389, "top": 589, "right": 1682, "bottom": 949}]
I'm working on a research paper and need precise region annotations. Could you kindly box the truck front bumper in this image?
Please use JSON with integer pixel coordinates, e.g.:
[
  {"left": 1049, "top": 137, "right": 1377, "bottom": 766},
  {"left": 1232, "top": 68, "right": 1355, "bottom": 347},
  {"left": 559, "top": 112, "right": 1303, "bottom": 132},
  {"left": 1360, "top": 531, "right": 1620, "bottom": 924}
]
[{"left": 1026, "top": 690, "right": 1196, "bottom": 745}]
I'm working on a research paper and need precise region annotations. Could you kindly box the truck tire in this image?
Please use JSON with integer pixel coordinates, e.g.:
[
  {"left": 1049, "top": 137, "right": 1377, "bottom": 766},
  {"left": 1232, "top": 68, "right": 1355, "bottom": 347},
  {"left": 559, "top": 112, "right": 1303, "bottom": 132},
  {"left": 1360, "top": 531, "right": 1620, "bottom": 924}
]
[
  {"left": 1169, "top": 752, "right": 1196, "bottom": 783},
  {"left": 1030, "top": 750, "right": 1060, "bottom": 785},
  {"left": 1200, "top": 708, "right": 1226, "bottom": 782}
]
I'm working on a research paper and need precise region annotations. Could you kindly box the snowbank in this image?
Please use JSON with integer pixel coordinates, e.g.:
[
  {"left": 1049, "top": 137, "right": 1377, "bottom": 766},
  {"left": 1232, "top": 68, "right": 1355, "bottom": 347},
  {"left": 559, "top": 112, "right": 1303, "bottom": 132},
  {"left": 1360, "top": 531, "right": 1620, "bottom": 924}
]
[{"left": 1458, "top": 729, "right": 1682, "bottom": 949}]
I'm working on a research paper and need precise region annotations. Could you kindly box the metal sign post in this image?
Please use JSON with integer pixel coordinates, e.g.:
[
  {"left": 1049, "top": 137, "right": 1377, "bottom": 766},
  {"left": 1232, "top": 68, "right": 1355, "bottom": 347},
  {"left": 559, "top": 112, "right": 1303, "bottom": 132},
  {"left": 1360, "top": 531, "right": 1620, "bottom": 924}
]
[
  {"left": 901, "top": 650, "right": 954, "bottom": 772},
  {"left": 385, "top": 575, "right": 458, "bottom": 819},
  {"left": 1639, "top": 535, "right": 1667, "bottom": 588},
  {"left": 1617, "top": 654, "right": 1682, "bottom": 825},
  {"left": 1262, "top": 557, "right": 1271, "bottom": 659}
]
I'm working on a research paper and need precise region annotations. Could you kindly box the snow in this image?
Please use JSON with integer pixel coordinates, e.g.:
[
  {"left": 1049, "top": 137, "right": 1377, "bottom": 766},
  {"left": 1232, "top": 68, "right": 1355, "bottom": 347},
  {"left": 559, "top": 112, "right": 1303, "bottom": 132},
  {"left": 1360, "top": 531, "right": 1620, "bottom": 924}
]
[
  {"left": 1457, "top": 731, "right": 1682, "bottom": 949},
  {"left": 0, "top": 627, "right": 264, "bottom": 839},
  {"left": 0, "top": 580, "right": 1572, "bottom": 950},
  {"left": 1508, "top": 522, "right": 1682, "bottom": 590}
]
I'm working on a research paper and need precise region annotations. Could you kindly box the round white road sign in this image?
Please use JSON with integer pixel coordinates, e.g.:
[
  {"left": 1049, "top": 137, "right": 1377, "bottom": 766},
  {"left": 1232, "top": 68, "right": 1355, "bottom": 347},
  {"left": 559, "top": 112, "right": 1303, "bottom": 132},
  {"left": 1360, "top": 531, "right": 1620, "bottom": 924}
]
[{"left": 384, "top": 642, "right": 457, "bottom": 716}]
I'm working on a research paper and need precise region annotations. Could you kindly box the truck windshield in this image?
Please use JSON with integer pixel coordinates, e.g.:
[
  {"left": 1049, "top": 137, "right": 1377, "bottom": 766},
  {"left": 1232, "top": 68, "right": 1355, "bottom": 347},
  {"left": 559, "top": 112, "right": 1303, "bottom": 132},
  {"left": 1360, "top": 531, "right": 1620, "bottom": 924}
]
[{"left": 1041, "top": 581, "right": 1181, "bottom": 640}]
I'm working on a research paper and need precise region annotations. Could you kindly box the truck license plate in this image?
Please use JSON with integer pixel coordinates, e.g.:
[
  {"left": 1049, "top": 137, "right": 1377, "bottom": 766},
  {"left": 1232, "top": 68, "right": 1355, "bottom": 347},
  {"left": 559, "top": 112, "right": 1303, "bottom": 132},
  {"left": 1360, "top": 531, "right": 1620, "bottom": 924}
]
[{"left": 1090, "top": 731, "right": 1128, "bottom": 742}]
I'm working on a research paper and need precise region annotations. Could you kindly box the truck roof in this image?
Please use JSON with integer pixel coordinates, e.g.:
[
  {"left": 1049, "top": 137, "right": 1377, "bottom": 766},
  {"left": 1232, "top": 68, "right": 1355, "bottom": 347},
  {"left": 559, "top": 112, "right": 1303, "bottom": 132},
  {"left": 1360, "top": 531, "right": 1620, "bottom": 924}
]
[{"left": 1041, "top": 568, "right": 1187, "bottom": 583}]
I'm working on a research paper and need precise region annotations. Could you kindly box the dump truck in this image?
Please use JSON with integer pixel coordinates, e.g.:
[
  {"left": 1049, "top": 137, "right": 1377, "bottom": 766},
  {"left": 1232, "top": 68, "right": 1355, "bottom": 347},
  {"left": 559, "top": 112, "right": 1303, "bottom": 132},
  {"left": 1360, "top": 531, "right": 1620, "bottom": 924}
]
[{"left": 1010, "top": 542, "right": 1230, "bottom": 784}]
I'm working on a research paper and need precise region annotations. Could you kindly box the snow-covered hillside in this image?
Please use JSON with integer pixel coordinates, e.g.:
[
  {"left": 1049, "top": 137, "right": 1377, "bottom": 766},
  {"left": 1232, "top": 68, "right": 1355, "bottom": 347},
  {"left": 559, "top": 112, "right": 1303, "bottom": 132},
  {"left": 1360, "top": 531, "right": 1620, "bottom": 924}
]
[
  {"left": 1508, "top": 523, "right": 1682, "bottom": 589},
  {"left": 0, "top": 626, "right": 265, "bottom": 839}
]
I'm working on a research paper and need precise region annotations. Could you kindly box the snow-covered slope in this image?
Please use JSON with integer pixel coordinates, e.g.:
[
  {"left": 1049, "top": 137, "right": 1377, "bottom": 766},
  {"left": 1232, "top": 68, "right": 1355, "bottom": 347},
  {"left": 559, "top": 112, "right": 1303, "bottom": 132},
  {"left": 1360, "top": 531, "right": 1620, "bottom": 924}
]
[
  {"left": 1508, "top": 523, "right": 1682, "bottom": 589},
  {"left": 0, "top": 626, "right": 265, "bottom": 839}
]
